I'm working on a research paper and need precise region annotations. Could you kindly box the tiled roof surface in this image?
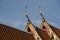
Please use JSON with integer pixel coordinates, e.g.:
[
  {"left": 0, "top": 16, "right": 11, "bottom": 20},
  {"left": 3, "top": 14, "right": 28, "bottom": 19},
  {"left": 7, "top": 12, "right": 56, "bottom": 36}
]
[
  {"left": 0, "top": 24, "right": 35, "bottom": 40},
  {"left": 35, "top": 27, "right": 52, "bottom": 40},
  {"left": 26, "top": 26, "right": 52, "bottom": 40},
  {"left": 49, "top": 24, "right": 60, "bottom": 38},
  {"left": 26, "top": 20, "right": 52, "bottom": 40}
]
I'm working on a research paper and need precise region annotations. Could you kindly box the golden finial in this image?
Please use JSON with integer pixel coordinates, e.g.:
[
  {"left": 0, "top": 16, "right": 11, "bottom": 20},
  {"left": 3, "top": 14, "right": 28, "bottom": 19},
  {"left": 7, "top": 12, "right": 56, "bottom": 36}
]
[
  {"left": 39, "top": 5, "right": 45, "bottom": 22},
  {"left": 39, "top": 5, "right": 42, "bottom": 14},
  {"left": 25, "top": 6, "right": 27, "bottom": 16},
  {"left": 39, "top": 5, "right": 43, "bottom": 17},
  {"left": 25, "top": 6, "right": 30, "bottom": 21}
]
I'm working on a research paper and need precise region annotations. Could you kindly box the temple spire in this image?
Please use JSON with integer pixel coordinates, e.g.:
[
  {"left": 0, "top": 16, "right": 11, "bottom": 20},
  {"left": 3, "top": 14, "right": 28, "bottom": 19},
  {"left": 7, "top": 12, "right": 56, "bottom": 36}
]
[
  {"left": 25, "top": 6, "right": 30, "bottom": 22},
  {"left": 25, "top": 6, "right": 27, "bottom": 14},
  {"left": 40, "top": 13, "right": 46, "bottom": 22},
  {"left": 39, "top": 5, "right": 42, "bottom": 14},
  {"left": 39, "top": 5, "right": 45, "bottom": 22}
]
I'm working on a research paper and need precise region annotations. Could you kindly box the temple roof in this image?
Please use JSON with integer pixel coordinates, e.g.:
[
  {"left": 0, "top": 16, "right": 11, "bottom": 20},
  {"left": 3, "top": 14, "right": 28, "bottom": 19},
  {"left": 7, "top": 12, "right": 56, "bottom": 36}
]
[
  {"left": 48, "top": 24, "right": 60, "bottom": 37},
  {"left": 0, "top": 23, "right": 35, "bottom": 40},
  {"left": 25, "top": 14, "right": 52, "bottom": 40},
  {"left": 26, "top": 22, "right": 52, "bottom": 40},
  {"left": 35, "top": 27, "right": 52, "bottom": 40},
  {"left": 40, "top": 13, "right": 60, "bottom": 38}
]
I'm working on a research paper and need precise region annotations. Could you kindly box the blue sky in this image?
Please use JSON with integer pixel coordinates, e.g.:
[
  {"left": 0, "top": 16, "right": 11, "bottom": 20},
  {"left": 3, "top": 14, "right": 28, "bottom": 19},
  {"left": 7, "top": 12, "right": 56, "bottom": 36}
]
[{"left": 0, "top": 0, "right": 60, "bottom": 30}]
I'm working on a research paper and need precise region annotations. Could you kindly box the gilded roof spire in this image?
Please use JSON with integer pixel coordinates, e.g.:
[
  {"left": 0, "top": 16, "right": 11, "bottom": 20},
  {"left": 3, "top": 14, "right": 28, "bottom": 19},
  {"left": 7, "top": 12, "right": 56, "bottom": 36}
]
[
  {"left": 25, "top": 6, "right": 30, "bottom": 21},
  {"left": 39, "top": 5, "right": 45, "bottom": 22}
]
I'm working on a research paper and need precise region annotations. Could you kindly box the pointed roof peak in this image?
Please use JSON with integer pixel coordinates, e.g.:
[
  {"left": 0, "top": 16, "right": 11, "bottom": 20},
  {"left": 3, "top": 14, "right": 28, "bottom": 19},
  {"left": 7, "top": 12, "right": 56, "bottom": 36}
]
[
  {"left": 39, "top": 8, "right": 46, "bottom": 22},
  {"left": 39, "top": 5, "right": 42, "bottom": 13},
  {"left": 38, "top": 5, "right": 44, "bottom": 18},
  {"left": 25, "top": 6, "right": 27, "bottom": 13},
  {"left": 24, "top": 6, "right": 31, "bottom": 22},
  {"left": 40, "top": 13, "right": 44, "bottom": 18}
]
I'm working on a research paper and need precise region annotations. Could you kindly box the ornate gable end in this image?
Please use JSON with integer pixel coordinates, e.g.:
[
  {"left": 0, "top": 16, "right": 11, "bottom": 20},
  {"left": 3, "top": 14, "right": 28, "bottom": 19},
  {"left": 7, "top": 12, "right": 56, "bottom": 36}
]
[
  {"left": 25, "top": 6, "right": 42, "bottom": 40},
  {"left": 25, "top": 14, "right": 42, "bottom": 40},
  {"left": 40, "top": 13, "right": 60, "bottom": 40}
]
